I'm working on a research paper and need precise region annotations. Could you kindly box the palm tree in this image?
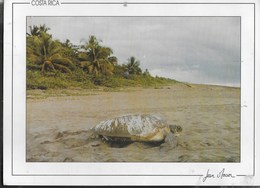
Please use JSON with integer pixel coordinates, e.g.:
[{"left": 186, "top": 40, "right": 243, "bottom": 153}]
[
  {"left": 39, "top": 24, "right": 50, "bottom": 33},
  {"left": 62, "top": 39, "right": 73, "bottom": 48},
  {"left": 27, "top": 32, "right": 75, "bottom": 73},
  {"left": 143, "top": 69, "right": 151, "bottom": 76},
  {"left": 27, "top": 25, "right": 39, "bottom": 36},
  {"left": 27, "top": 24, "right": 50, "bottom": 37},
  {"left": 125, "top": 56, "right": 142, "bottom": 75},
  {"left": 80, "top": 35, "right": 117, "bottom": 76},
  {"left": 60, "top": 39, "right": 79, "bottom": 62}
]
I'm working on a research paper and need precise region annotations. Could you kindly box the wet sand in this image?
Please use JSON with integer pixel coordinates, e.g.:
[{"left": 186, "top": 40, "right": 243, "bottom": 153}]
[{"left": 26, "top": 83, "right": 240, "bottom": 162}]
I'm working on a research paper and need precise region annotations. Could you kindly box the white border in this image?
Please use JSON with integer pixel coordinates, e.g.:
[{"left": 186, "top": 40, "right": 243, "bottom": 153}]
[{"left": 3, "top": 0, "right": 260, "bottom": 185}]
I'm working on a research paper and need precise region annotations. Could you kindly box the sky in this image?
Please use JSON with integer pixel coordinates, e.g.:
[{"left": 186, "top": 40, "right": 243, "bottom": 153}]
[{"left": 27, "top": 17, "right": 241, "bottom": 87}]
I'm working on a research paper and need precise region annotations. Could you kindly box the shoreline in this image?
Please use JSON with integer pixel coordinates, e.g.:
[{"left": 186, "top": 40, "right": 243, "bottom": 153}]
[{"left": 26, "top": 82, "right": 241, "bottom": 100}]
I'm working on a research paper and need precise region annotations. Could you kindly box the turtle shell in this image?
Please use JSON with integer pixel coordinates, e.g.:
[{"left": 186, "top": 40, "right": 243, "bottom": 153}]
[{"left": 93, "top": 114, "right": 168, "bottom": 139}]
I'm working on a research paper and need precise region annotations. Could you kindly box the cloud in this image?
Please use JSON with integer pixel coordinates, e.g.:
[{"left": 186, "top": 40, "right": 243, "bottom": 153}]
[{"left": 27, "top": 17, "right": 240, "bottom": 87}]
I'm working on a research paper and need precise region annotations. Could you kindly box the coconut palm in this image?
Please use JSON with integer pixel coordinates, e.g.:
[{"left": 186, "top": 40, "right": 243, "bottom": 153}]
[
  {"left": 125, "top": 56, "right": 142, "bottom": 75},
  {"left": 27, "top": 24, "right": 50, "bottom": 37},
  {"left": 143, "top": 69, "right": 151, "bottom": 76},
  {"left": 39, "top": 24, "right": 50, "bottom": 33},
  {"left": 60, "top": 39, "right": 79, "bottom": 63},
  {"left": 27, "top": 25, "right": 39, "bottom": 36},
  {"left": 62, "top": 39, "right": 73, "bottom": 48},
  {"left": 26, "top": 32, "right": 75, "bottom": 73},
  {"left": 80, "top": 35, "right": 117, "bottom": 76}
]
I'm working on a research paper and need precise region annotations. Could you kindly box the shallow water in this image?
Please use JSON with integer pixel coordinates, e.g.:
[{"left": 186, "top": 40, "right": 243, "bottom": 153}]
[{"left": 27, "top": 84, "right": 240, "bottom": 162}]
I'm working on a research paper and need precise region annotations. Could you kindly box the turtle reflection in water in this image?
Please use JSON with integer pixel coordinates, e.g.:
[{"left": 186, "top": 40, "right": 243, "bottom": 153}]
[{"left": 91, "top": 114, "right": 182, "bottom": 148}]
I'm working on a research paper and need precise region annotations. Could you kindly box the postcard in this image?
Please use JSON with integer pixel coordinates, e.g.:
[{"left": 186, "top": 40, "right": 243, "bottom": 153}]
[{"left": 3, "top": 0, "right": 260, "bottom": 186}]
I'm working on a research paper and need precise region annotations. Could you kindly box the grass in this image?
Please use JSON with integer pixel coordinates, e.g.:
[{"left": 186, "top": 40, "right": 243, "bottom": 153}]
[
  {"left": 27, "top": 70, "right": 96, "bottom": 90},
  {"left": 26, "top": 88, "right": 101, "bottom": 99},
  {"left": 27, "top": 70, "right": 179, "bottom": 92}
]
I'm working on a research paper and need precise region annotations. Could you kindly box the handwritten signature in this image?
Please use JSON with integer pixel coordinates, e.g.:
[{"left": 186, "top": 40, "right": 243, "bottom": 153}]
[{"left": 202, "top": 168, "right": 235, "bottom": 182}]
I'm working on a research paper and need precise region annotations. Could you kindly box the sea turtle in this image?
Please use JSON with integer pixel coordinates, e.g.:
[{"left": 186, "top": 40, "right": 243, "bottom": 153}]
[{"left": 91, "top": 114, "right": 182, "bottom": 147}]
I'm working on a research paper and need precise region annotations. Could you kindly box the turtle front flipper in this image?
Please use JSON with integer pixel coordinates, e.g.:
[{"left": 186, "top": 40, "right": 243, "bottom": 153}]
[{"left": 160, "top": 132, "right": 177, "bottom": 149}]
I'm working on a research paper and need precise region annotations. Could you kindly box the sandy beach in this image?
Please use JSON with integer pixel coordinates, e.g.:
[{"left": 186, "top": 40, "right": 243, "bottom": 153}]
[{"left": 26, "top": 83, "right": 240, "bottom": 162}]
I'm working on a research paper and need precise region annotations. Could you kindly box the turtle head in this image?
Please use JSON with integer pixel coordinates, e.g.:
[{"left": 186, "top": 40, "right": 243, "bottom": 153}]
[{"left": 169, "top": 125, "right": 182, "bottom": 136}]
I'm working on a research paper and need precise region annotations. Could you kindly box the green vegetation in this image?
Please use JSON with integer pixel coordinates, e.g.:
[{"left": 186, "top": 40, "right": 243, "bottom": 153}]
[{"left": 27, "top": 25, "right": 178, "bottom": 90}]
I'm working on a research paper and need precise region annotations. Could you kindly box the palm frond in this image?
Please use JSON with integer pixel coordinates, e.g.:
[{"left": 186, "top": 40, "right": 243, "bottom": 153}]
[
  {"left": 27, "top": 63, "right": 42, "bottom": 71},
  {"left": 49, "top": 53, "right": 62, "bottom": 60},
  {"left": 53, "top": 63, "right": 72, "bottom": 74},
  {"left": 42, "top": 60, "right": 55, "bottom": 72},
  {"left": 52, "top": 58, "right": 76, "bottom": 70},
  {"left": 80, "top": 61, "right": 92, "bottom": 67},
  {"left": 108, "top": 56, "right": 118, "bottom": 65},
  {"left": 80, "top": 61, "right": 92, "bottom": 72}
]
